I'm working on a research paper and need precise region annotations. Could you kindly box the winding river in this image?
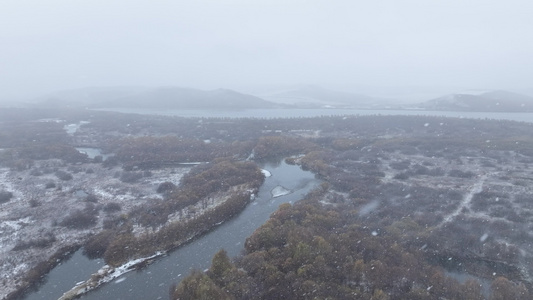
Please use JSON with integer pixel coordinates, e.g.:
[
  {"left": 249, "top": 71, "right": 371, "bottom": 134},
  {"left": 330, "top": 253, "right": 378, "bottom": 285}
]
[
  {"left": 24, "top": 109, "right": 532, "bottom": 299},
  {"left": 23, "top": 161, "right": 320, "bottom": 300}
]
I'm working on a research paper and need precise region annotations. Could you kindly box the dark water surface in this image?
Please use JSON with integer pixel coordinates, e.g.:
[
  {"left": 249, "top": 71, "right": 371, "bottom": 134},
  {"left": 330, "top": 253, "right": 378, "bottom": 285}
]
[
  {"left": 24, "top": 161, "right": 319, "bottom": 300},
  {"left": 23, "top": 250, "right": 104, "bottom": 300}
]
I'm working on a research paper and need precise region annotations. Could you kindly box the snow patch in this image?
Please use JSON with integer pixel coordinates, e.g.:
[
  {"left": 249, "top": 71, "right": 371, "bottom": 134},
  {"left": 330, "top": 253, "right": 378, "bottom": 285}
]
[
  {"left": 261, "top": 169, "right": 272, "bottom": 177},
  {"left": 271, "top": 185, "right": 291, "bottom": 198},
  {"left": 0, "top": 217, "right": 32, "bottom": 231},
  {"left": 63, "top": 121, "right": 90, "bottom": 135}
]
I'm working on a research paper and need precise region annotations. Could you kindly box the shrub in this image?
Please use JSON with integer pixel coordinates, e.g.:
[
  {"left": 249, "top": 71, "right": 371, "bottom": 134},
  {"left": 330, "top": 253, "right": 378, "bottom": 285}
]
[
  {"left": 103, "top": 202, "right": 122, "bottom": 213},
  {"left": 55, "top": 170, "right": 73, "bottom": 181},
  {"left": 120, "top": 171, "right": 143, "bottom": 183},
  {"left": 157, "top": 181, "right": 176, "bottom": 194},
  {"left": 83, "top": 230, "right": 116, "bottom": 259},
  {"left": 29, "top": 198, "right": 41, "bottom": 207},
  {"left": 85, "top": 194, "right": 99, "bottom": 203},
  {"left": 59, "top": 205, "right": 98, "bottom": 229},
  {"left": 103, "top": 156, "right": 119, "bottom": 167},
  {"left": 67, "top": 166, "right": 82, "bottom": 174},
  {"left": 30, "top": 169, "right": 43, "bottom": 176},
  {"left": 103, "top": 215, "right": 124, "bottom": 229},
  {"left": 0, "top": 190, "right": 13, "bottom": 203},
  {"left": 394, "top": 172, "right": 409, "bottom": 180},
  {"left": 12, "top": 233, "right": 56, "bottom": 251}
]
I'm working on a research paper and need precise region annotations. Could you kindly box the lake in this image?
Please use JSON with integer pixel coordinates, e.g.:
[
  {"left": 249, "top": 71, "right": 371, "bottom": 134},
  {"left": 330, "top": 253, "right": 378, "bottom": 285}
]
[{"left": 94, "top": 108, "right": 533, "bottom": 123}]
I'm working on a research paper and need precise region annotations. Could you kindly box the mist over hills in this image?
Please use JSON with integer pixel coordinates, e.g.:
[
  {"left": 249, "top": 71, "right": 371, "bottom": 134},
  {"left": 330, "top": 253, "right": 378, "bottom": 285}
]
[
  {"left": 28, "top": 85, "right": 392, "bottom": 110},
  {"left": 30, "top": 86, "right": 149, "bottom": 108},
  {"left": 30, "top": 86, "right": 280, "bottom": 110},
  {"left": 91, "top": 87, "right": 280, "bottom": 109},
  {"left": 16, "top": 85, "right": 533, "bottom": 113},
  {"left": 261, "top": 85, "right": 390, "bottom": 108},
  {"left": 418, "top": 90, "right": 533, "bottom": 112}
]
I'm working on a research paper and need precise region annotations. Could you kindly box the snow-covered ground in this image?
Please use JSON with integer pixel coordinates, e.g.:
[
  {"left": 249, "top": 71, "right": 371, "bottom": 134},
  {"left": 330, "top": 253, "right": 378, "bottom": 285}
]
[
  {"left": 438, "top": 173, "right": 490, "bottom": 227},
  {"left": 63, "top": 121, "right": 90, "bottom": 135},
  {"left": 0, "top": 161, "right": 190, "bottom": 299}
]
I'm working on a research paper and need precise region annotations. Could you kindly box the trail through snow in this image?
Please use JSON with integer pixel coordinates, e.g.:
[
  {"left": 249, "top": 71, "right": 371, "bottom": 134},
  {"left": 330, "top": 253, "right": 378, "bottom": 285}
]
[{"left": 437, "top": 173, "right": 489, "bottom": 228}]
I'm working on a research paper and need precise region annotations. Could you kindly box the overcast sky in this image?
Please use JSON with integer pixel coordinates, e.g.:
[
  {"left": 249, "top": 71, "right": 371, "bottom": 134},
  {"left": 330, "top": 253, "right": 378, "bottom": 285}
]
[{"left": 1, "top": 0, "right": 533, "bottom": 99}]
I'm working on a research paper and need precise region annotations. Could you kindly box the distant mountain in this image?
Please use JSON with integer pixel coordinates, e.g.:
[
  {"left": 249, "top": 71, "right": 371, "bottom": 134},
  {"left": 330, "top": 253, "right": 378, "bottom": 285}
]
[
  {"left": 261, "top": 85, "right": 387, "bottom": 108},
  {"left": 418, "top": 90, "right": 533, "bottom": 112},
  {"left": 96, "top": 87, "right": 279, "bottom": 109},
  {"left": 514, "top": 88, "right": 533, "bottom": 99},
  {"left": 32, "top": 86, "right": 149, "bottom": 108},
  {"left": 32, "top": 86, "right": 279, "bottom": 110}
]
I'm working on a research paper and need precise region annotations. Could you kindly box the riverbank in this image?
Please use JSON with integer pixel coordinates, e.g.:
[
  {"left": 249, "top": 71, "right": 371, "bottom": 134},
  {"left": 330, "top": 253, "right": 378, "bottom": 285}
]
[
  {"left": 57, "top": 181, "right": 259, "bottom": 300},
  {"left": 57, "top": 251, "right": 164, "bottom": 300}
]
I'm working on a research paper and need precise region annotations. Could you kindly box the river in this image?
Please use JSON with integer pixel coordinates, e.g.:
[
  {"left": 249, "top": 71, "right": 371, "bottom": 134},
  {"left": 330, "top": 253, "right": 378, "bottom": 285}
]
[{"left": 23, "top": 161, "right": 320, "bottom": 300}]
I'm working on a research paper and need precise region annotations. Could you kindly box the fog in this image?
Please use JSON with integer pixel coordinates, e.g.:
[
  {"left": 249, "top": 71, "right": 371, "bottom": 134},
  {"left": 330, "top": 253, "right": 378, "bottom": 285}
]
[{"left": 1, "top": 0, "right": 533, "bottom": 100}]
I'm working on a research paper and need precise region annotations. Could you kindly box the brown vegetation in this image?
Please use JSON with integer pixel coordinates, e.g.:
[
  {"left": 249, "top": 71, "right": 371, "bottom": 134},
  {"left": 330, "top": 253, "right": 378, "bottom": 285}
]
[
  {"left": 171, "top": 114, "right": 533, "bottom": 299},
  {"left": 2, "top": 108, "right": 533, "bottom": 299},
  {"left": 173, "top": 193, "right": 530, "bottom": 299},
  {"left": 85, "top": 158, "right": 264, "bottom": 266}
]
